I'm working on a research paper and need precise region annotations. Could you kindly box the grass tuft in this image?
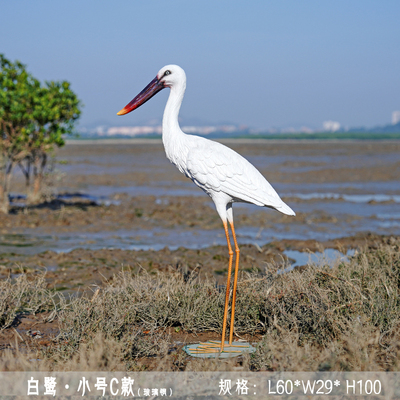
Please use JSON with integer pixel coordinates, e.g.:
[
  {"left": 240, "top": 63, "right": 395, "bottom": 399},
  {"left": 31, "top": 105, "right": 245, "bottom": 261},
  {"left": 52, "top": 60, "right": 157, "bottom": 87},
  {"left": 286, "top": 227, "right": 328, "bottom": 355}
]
[
  {"left": 0, "top": 236, "right": 399, "bottom": 371},
  {"left": 0, "top": 271, "right": 58, "bottom": 330}
]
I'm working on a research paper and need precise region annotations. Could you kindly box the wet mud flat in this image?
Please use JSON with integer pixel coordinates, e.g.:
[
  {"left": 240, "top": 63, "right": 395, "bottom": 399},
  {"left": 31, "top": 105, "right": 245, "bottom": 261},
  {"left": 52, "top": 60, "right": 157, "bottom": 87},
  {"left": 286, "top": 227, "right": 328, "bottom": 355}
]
[
  {"left": 0, "top": 229, "right": 373, "bottom": 292},
  {"left": 1, "top": 139, "right": 400, "bottom": 288},
  {"left": 1, "top": 140, "right": 399, "bottom": 370}
]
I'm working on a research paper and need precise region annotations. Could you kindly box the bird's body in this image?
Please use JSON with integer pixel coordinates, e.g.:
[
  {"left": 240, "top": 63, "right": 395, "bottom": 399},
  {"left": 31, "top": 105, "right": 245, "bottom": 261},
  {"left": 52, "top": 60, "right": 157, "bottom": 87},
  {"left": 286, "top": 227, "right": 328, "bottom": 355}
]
[
  {"left": 118, "top": 64, "right": 295, "bottom": 352},
  {"left": 153, "top": 65, "right": 295, "bottom": 224},
  {"left": 165, "top": 133, "right": 294, "bottom": 220}
]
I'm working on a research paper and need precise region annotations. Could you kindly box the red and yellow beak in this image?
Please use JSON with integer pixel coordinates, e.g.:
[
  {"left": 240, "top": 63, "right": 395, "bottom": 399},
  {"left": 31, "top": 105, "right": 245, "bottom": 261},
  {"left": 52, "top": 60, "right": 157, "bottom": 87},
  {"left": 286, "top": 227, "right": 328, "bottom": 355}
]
[{"left": 117, "top": 76, "right": 165, "bottom": 116}]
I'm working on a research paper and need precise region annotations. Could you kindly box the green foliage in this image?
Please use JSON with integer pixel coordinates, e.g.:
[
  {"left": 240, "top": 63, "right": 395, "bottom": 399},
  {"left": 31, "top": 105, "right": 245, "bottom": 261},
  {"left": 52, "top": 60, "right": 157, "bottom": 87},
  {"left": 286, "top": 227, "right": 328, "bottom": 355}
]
[
  {"left": 0, "top": 54, "right": 82, "bottom": 210},
  {"left": 0, "top": 54, "right": 81, "bottom": 152}
]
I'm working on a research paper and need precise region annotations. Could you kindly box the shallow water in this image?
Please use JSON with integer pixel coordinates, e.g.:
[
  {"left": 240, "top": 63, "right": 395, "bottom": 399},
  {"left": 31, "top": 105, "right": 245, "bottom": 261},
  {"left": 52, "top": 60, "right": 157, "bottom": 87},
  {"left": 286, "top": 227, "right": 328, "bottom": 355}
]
[
  {"left": 281, "top": 248, "right": 356, "bottom": 273},
  {"left": 0, "top": 211, "right": 397, "bottom": 256},
  {"left": 3, "top": 195, "right": 398, "bottom": 255},
  {"left": 3, "top": 141, "right": 400, "bottom": 255}
]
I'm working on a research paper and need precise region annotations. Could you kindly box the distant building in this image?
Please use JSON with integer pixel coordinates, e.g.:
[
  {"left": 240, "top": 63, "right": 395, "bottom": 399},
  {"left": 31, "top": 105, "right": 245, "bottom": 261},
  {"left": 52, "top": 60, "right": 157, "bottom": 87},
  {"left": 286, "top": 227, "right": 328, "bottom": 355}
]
[
  {"left": 323, "top": 120, "right": 341, "bottom": 132},
  {"left": 107, "top": 126, "right": 162, "bottom": 136},
  {"left": 392, "top": 111, "right": 400, "bottom": 125},
  {"left": 181, "top": 126, "right": 217, "bottom": 135},
  {"left": 98, "top": 124, "right": 245, "bottom": 137},
  {"left": 299, "top": 126, "right": 314, "bottom": 133}
]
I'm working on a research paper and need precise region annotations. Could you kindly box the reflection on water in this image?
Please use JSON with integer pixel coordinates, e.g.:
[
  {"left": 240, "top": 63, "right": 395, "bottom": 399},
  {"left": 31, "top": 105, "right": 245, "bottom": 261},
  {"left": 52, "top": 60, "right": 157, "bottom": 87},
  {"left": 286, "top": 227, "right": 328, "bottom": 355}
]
[
  {"left": 287, "top": 193, "right": 400, "bottom": 203},
  {"left": 3, "top": 180, "right": 400, "bottom": 255},
  {"left": 85, "top": 183, "right": 201, "bottom": 198},
  {"left": 0, "top": 233, "right": 51, "bottom": 248},
  {"left": 3, "top": 143, "right": 399, "bottom": 255},
  {"left": 281, "top": 248, "right": 356, "bottom": 273},
  {"left": 9, "top": 193, "right": 121, "bottom": 207},
  {"left": 376, "top": 213, "right": 400, "bottom": 220},
  {"left": 2, "top": 185, "right": 399, "bottom": 255},
  {"left": 0, "top": 230, "right": 226, "bottom": 255},
  {"left": 0, "top": 212, "right": 396, "bottom": 256},
  {"left": 276, "top": 180, "right": 400, "bottom": 195}
]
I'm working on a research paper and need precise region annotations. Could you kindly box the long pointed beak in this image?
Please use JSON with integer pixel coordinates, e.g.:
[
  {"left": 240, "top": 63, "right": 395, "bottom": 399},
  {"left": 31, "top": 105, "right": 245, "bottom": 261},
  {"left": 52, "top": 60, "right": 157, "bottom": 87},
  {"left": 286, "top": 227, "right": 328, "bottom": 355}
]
[{"left": 117, "top": 76, "right": 165, "bottom": 116}]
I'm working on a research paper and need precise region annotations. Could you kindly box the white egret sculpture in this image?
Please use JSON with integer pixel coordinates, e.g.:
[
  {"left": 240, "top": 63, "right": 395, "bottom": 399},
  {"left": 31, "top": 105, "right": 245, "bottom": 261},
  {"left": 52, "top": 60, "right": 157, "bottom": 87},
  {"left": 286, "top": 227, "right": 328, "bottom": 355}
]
[{"left": 117, "top": 65, "right": 295, "bottom": 352}]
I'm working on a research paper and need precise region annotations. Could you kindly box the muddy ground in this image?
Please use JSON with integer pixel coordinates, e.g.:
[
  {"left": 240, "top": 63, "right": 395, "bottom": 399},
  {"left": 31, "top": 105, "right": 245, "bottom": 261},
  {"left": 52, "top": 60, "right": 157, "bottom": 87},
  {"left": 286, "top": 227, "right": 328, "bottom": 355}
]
[
  {"left": 2, "top": 139, "right": 399, "bottom": 289},
  {"left": 1, "top": 140, "right": 399, "bottom": 360}
]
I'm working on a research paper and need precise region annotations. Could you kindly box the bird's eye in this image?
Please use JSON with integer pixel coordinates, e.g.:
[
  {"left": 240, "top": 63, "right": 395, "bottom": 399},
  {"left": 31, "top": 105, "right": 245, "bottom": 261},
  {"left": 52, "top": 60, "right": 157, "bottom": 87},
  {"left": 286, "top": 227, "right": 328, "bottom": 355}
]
[{"left": 164, "top": 70, "right": 171, "bottom": 76}]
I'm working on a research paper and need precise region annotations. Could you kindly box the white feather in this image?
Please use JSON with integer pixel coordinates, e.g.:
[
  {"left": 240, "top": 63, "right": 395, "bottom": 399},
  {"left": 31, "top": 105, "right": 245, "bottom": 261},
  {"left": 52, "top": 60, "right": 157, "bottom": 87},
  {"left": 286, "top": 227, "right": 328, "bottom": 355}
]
[
  {"left": 157, "top": 65, "right": 295, "bottom": 221},
  {"left": 126, "top": 64, "right": 296, "bottom": 222}
]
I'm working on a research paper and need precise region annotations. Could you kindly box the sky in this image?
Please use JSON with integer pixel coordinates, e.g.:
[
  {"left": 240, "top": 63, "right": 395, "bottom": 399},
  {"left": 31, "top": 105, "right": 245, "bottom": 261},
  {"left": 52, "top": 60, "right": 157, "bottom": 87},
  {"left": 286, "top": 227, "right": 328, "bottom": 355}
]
[{"left": 1, "top": 1, "right": 400, "bottom": 130}]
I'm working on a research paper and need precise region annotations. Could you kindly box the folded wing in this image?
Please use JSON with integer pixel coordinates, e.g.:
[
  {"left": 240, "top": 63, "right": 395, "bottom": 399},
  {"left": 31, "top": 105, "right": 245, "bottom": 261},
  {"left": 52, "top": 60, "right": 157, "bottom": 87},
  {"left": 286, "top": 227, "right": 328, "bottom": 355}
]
[{"left": 185, "top": 138, "right": 295, "bottom": 216}]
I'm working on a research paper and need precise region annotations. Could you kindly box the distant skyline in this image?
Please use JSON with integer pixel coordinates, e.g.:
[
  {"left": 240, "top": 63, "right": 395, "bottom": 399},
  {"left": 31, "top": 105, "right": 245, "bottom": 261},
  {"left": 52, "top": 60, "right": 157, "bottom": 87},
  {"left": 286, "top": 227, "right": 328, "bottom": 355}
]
[{"left": 1, "top": 1, "right": 400, "bottom": 130}]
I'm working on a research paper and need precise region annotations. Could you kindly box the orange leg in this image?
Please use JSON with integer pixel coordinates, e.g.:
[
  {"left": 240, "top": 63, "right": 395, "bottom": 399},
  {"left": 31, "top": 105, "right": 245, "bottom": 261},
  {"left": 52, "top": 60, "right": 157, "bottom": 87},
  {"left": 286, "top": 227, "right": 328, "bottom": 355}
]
[
  {"left": 220, "top": 221, "right": 234, "bottom": 351},
  {"left": 229, "top": 220, "right": 240, "bottom": 344}
]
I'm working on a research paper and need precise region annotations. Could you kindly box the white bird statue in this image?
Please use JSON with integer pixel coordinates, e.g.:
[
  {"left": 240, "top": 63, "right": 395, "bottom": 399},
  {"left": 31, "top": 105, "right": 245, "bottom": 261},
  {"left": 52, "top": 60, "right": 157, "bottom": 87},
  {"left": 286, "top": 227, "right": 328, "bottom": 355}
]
[{"left": 117, "top": 65, "right": 295, "bottom": 352}]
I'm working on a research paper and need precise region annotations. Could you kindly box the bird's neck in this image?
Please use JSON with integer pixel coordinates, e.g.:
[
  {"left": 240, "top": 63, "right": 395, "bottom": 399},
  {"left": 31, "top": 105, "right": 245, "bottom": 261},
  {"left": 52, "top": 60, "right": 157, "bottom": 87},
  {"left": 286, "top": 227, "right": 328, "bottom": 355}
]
[{"left": 162, "top": 83, "right": 186, "bottom": 160}]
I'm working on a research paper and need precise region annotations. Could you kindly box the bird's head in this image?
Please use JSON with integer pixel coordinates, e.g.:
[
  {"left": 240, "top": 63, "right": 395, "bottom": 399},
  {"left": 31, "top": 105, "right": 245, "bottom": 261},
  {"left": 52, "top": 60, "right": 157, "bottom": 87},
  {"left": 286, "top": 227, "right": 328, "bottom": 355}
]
[
  {"left": 156, "top": 64, "right": 186, "bottom": 88},
  {"left": 117, "top": 64, "right": 186, "bottom": 116}
]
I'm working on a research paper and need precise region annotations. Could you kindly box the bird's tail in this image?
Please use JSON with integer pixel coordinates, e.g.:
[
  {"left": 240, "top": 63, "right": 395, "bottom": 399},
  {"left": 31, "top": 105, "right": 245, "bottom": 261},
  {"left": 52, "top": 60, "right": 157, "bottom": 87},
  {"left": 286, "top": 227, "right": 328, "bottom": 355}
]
[{"left": 276, "top": 201, "right": 296, "bottom": 216}]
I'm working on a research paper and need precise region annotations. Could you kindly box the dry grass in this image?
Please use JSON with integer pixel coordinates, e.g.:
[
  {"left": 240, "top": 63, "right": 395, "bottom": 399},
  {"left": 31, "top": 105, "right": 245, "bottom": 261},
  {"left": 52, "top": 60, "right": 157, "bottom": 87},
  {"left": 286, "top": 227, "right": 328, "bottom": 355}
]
[
  {"left": 0, "top": 271, "right": 59, "bottom": 330},
  {"left": 0, "top": 236, "right": 399, "bottom": 372}
]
